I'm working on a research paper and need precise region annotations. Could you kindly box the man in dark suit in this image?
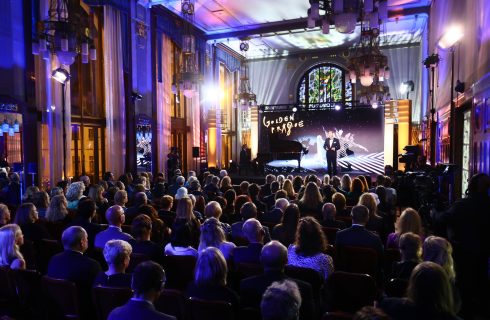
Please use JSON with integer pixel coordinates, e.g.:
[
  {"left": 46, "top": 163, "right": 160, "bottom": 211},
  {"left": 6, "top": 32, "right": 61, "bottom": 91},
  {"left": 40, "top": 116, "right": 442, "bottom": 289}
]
[
  {"left": 47, "top": 226, "right": 102, "bottom": 318},
  {"left": 234, "top": 218, "right": 265, "bottom": 265},
  {"left": 323, "top": 130, "right": 340, "bottom": 175},
  {"left": 68, "top": 198, "right": 104, "bottom": 248},
  {"left": 109, "top": 261, "right": 176, "bottom": 320},
  {"left": 232, "top": 203, "right": 271, "bottom": 243},
  {"left": 320, "top": 203, "right": 346, "bottom": 229},
  {"left": 240, "top": 241, "right": 316, "bottom": 319},
  {"left": 94, "top": 205, "right": 133, "bottom": 249},
  {"left": 239, "top": 144, "right": 250, "bottom": 176},
  {"left": 335, "top": 205, "right": 383, "bottom": 258}
]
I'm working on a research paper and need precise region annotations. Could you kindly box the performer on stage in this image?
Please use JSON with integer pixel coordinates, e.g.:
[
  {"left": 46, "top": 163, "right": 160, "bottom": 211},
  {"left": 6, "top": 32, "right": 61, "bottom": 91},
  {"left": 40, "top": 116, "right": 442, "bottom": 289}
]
[{"left": 323, "top": 130, "right": 340, "bottom": 175}]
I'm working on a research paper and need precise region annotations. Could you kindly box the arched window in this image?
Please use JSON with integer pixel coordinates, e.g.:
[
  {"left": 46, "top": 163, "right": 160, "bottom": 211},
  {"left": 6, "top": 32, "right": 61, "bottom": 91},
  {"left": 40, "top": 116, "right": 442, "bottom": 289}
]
[{"left": 297, "top": 63, "right": 352, "bottom": 106}]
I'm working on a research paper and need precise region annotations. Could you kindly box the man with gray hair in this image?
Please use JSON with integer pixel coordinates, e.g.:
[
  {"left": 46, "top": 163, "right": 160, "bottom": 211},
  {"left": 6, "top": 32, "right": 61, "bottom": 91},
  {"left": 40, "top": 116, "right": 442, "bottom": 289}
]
[
  {"left": 125, "top": 192, "right": 148, "bottom": 224},
  {"left": 168, "top": 175, "right": 185, "bottom": 197},
  {"left": 320, "top": 202, "right": 346, "bottom": 230},
  {"left": 80, "top": 175, "right": 91, "bottom": 196},
  {"left": 233, "top": 218, "right": 265, "bottom": 265},
  {"left": 263, "top": 198, "right": 289, "bottom": 224},
  {"left": 47, "top": 226, "right": 101, "bottom": 318},
  {"left": 94, "top": 205, "right": 133, "bottom": 249},
  {"left": 261, "top": 280, "right": 302, "bottom": 320}
]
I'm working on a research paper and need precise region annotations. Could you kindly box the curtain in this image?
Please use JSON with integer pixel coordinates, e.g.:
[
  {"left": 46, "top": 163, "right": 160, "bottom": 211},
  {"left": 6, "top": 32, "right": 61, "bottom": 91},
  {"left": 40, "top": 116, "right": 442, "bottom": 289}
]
[
  {"left": 248, "top": 58, "right": 289, "bottom": 105},
  {"left": 103, "top": 6, "right": 126, "bottom": 176},
  {"left": 156, "top": 34, "right": 172, "bottom": 176},
  {"left": 383, "top": 46, "right": 422, "bottom": 123}
]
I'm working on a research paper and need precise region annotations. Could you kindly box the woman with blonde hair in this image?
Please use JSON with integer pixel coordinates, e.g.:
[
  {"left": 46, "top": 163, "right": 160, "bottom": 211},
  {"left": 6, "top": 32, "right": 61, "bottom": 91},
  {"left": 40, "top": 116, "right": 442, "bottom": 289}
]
[
  {"left": 220, "top": 176, "right": 233, "bottom": 194},
  {"left": 282, "top": 179, "right": 296, "bottom": 200},
  {"left": 298, "top": 182, "right": 323, "bottom": 216},
  {"left": 173, "top": 197, "right": 200, "bottom": 248},
  {"left": 46, "top": 195, "right": 69, "bottom": 223},
  {"left": 358, "top": 175, "right": 369, "bottom": 192},
  {"left": 198, "top": 217, "right": 235, "bottom": 260},
  {"left": 341, "top": 174, "right": 352, "bottom": 193},
  {"left": 423, "top": 236, "right": 456, "bottom": 282},
  {"left": 0, "top": 224, "right": 25, "bottom": 269},
  {"left": 358, "top": 193, "right": 384, "bottom": 236},
  {"left": 0, "top": 204, "right": 11, "bottom": 227},
  {"left": 386, "top": 208, "right": 423, "bottom": 249}
]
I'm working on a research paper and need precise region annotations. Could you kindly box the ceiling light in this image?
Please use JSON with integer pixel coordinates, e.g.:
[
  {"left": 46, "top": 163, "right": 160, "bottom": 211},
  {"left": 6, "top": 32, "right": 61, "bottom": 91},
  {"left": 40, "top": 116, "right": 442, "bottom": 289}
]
[
  {"left": 334, "top": 104, "right": 341, "bottom": 111},
  {"left": 438, "top": 25, "right": 464, "bottom": 49}
]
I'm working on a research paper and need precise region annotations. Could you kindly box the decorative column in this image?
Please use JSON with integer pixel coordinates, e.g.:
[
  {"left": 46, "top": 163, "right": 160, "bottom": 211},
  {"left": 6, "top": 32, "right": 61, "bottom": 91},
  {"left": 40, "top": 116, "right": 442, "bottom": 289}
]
[
  {"left": 207, "top": 108, "right": 217, "bottom": 168},
  {"left": 250, "top": 105, "right": 259, "bottom": 159}
]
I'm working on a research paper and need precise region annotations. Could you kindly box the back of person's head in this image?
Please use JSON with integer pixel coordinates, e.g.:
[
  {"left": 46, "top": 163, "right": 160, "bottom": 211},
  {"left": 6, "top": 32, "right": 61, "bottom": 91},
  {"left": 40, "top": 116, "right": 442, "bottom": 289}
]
[
  {"left": 240, "top": 202, "right": 257, "bottom": 220},
  {"left": 265, "top": 174, "right": 276, "bottom": 184},
  {"left": 114, "top": 190, "right": 128, "bottom": 206},
  {"left": 160, "top": 195, "right": 173, "bottom": 210},
  {"left": 270, "top": 181, "right": 280, "bottom": 193},
  {"left": 194, "top": 247, "right": 228, "bottom": 287},
  {"left": 323, "top": 174, "right": 330, "bottom": 185},
  {"left": 66, "top": 181, "right": 85, "bottom": 201},
  {"left": 466, "top": 173, "right": 490, "bottom": 196},
  {"left": 261, "top": 280, "right": 301, "bottom": 320},
  {"left": 175, "top": 187, "right": 188, "bottom": 200},
  {"left": 170, "top": 221, "right": 193, "bottom": 247},
  {"left": 219, "top": 170, "right": 227, "bottom": 178},
  {"left": 351, "top": 178, "right": 364, "bottom": 193},
  {"left": 199, "top": 217, "right": 225, "bottom": 251},
  {"left": 422, "top": 236, "right": 455, "bottom": 280},
  {"left": 133, "top": 192, "right": 148, "bottom": 206},
  {"left": 399, "top": 232, "right": 422, "bottom": 262},
  {"left": 295, "top": 216, "right": 326, "bottom": 256},
  {"left": 242, "top": 218, "right": 264, "bottom": 243},
  {"left": 397, "top": 208, "right": 422, "bottom": 236},
  {"left": 383, "top": 176, "right": 392, "bottom": 188},
  {"left": 105, "top": 205, "right": 125, "bottom": 226},
  {"left": 322, "top": 203, "right": 336, "bottom": 221},
  {"left": 332, "top": 192, "right": 346, "bottom": 211},
  {"left": 131, "top": 214, "right": 152, "bottom": 239},
  {"left": 248, "top": 183, "right": 260, "bottom": 198},
  {"left": 46, "top": 195, "right": 68, "bottom": 222},
  {"left": 274, "top": 190, "right": 287, "bottom": 201},
  {"left": 353, "top": 306, "right": 390, "bottom": 320},
  {"left": 77, "top": 198, "right": 96, "bottom": 220},
  {"left": 103, "top": 171, "right": 114, "bottom": 182},
  {"left": 32, "top": 191, "right": 50, "bottom": 209},
  {"left": 212, "top": 176, "right": 220, "bottom": 186},
  {"left": 357, "top": 193, "right": 378, "bottom": 217},
  {"left": 205, "top": 201, "right": 222, "bottom": 219},
  {"left": 103, "top": 239, "right": 132, "bottom": 268},
  {"left": 331, "top": 176, "right": 341, "bottom": 188},
  {"left": 50, "top": 187, "right": 64, "bottom": 198},
  {"left": 223, "top": 189, "right": 236, "bottom": 207},
  {"left": 282, "top": 204, "right": 300, "bottom": 231},
  {"left": 358, "top": 175, "right": 369, "bottom": 191},
  {"left": 152, "top": 183, "right": 166, "bottom": 198},
  {"left": 220, "top": 176, "right": 231, "bottom": 188},
  {"left": 14, "top": 203, "right": 37, "bottom": 225},
  {"left": 240, "top": 181, "right": 250, "bottom": 194},
  {"left": 407, "top": 261, "right": 455, "bottom": 316},
  {"left": 300, "top": 182, "right": 322, "bottom": 205},
  {"left": 341, "top": 174, "right": 351, "bottom": 190},
  {"left": 375, "top": 185, "right": 387, "bottom": 203},
  {"left": 0, "top": 204, "right": 10, "bottom": 224},
  {"left": 214, "top": 196, "right": 227, "bottom": 211},
  {"left": 61, "top": 226, "right": 87, "bottom": 251},
  {"left": 351, "top": 205, "right": 369, "bottom": 225},
  {"left": 132, "top": 261, "right": 166, "bottom": 296},
  {"left": 0, "top": 224, "right": 23, "bottom": 266},
  {"left": 260, "top": 240, "right": 288, "bottom": 271},
  {"left": 176, "top": 197, "right": 193, "bottom": 221},
  {"left": 275, "top": 198, "right": 289, "bottom": 212}
]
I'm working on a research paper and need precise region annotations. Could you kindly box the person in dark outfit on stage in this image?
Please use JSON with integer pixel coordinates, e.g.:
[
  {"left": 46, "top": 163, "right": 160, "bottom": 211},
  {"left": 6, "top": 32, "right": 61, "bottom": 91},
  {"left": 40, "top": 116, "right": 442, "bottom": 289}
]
[
  {"left": 239, "top": 144, "right": 250, "bottom": 176},
  {"left": 323, "top": 130, "right": 340, "bottom": 175}
]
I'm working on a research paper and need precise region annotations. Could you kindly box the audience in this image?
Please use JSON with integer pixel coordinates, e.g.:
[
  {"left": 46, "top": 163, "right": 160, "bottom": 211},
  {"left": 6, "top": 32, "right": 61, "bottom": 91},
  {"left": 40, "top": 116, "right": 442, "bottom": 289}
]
[
  {"left": 46, "top": 195, "right": 69, "bottom": 223},
  {"left": 108, "top": 261, "right": 175, "bottom": 320},
  {"left": 297, "top": 182, "right": 323, "bottom": 216},
  {"left": 0, "top": 224, "right": 26, "bottom": 269},
  {"left": 93, "top": 239, "right": 132, "bottom": 287},
  {"left": 261, "top": 280, "right": 302, "bottom": 320},
  {"left": 320, "top": 202, "right": 346, "bottom": 229},
  {"left": 94, "top": 205, "right": 133, "bottom": 249},
  {"left": 234, "top": 218, "right": 265, "bottom": 265},
  {"left": 272, "top": 203, "right": 300, "bottom": 247}
]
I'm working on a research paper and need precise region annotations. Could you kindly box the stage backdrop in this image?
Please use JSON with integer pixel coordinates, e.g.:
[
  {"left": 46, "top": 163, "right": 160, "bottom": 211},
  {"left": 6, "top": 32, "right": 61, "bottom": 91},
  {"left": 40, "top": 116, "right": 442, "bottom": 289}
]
[{"left": 259, "top": 108, "right": 385, "bottom": 175}]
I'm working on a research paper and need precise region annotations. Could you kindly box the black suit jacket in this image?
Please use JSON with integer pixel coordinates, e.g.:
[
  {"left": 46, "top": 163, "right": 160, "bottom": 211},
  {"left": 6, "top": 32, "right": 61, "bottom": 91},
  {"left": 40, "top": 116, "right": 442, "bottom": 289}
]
[
  {"left": 233, "top": 243, "right": 263, "bottom": 265},
  {"left": 240, "top": 270, "right": 315, "bottom": 320},
  {"left": 323, "top": 138, "right": 340, "bottom": 152},
  {"left": 335, "top": 225, "right": 383, "bottom": 258},
  {"left": 109, "top": 299, "right": 176, "bottom": 320}
]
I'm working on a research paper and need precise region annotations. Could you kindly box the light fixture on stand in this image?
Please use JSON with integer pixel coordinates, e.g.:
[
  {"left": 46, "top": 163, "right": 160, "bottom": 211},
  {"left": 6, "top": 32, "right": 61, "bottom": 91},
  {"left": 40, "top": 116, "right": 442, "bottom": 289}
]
[
  {"left": 235, "top": 40, "right": 257, "bottom": 110},
  {"left": 178, "top": 0, "right": 200, "bottom": 98},
  {"left": 51, "top": 67, "right": 70, "bottom": 180},
  {"left": 32, "top": 0, "right": 96, "bottom": 65}
]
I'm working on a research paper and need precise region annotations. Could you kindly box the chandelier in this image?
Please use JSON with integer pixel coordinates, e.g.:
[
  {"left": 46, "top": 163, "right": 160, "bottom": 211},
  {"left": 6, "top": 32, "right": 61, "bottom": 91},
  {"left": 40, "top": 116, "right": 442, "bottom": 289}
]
[
  {"left": 32, "top": 0, "right": 96, "bottom": 65},
  {"left": 235, "top": 41, "right": 257, "bottom": 109},
  {"left": 306, "top": 0, "right": 388, "bottom": 34},
  {"left": 348, "top": 27, "right": 390, "bottom": 106},
  {"left": 178, "top": 0, "right": 200, "bottom": 98}
]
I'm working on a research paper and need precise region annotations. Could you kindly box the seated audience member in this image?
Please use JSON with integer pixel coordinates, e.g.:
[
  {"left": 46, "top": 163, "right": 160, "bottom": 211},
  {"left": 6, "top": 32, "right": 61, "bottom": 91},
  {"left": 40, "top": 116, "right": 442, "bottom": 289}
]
[
  {"left": 137, "top": 204, "right": 168, "bottom": 246},
  {"left": 347, "top": 178, "right": 364, "bottom": 206},
  {"left": 232, "top": 195, "right": 252, "bottom": 224},
  {"left": 204, "top": 201, "right": 231, "bottom": 237},
  {"left": 88, "top": 185, "right": 109, "bottom": 221},
  {"left": 354, "top": 306, "right": 391, "bottom": 320},
  {"left": 125, "top": 192, "right": 148, "bottom": 224},
  {"left": 198, "top": 217, "right": 236, "bottom": 261},
  {"left": 50, "top": 187, "right": 64, "bottom": 198},
  {"left": 240, "top": 241, "right": 314, "bottom": 319},
  {"left": 263, "top": 181, "right": 280, "bottom": 209},
  {"left": 203, "top": 176, "right": 222, "bottom": 200},
  {"left": 188, "top": 194, "right": 204, "bottom": 222},
  {"left": 261, "top": 280, "right": 302, "bottom": 320},
  {"left": 108, "top": 261, "right": 176, "bottom": 320},
  {"left": 168, "top": 175, "right": 185, "bottom": 198},
  {"left": 48, "top": 226, "right": 101, "bottom": 318},
  {"left": 164, "top": 220, "right": 198, "bottom": 258},
  {"left": 158, "top": 195, "right": 175, "bottom": 227},
  {"left": 234, "top": 218, "right": 265, "bottom": 265},
  {"left": 383, "top": 176, "right": 397, "bottom": 206},
  {"left": 46, "top": 195, "right": 69, "bottom": 223},
  {"left": 95, "top": 205, "right": 133, "bottom": 249},
  {"left": 69, "top": 198, "right": 103, "bottom": 248},
  {"left": 220, "top": 176, "right": 234, "bottom": 194},
  {"left": 221, "top": 189, "right": 236, "bottom": 223},
  {"left": 0, "top": 224, "right": 26, "bottom": 269},
  {"left": 292, "top": 176, "right": 303, "bottom": 194},
  {"left": 93, "top": 239, "right": 132, "bottom": 287},
  {"left": 240, "top": 181, "right": 250, "bottom": 196},
  {"left": 263, "top": 198, "right": 289, "bottom": 224},
  {"left": 151, "top": 183, "right": 166, "bottom": 208},
  {"left": 175, "top": 187, "right": 188, "bottom": 201},
  {"left": 320, "top": 203, "right": 346, "bottom": 229},
  {"left": 423, "top": 236, "right": 456, "bottom": 283},
  {"left": 386, "top": 208, "right": 424, "bottom": 249},
  {"left": 358, "top": 193, "right": 386, "bottom": 240},
  {"left": 272, "top": 204, "right": 300, "bottom": 247},
  {"left": 335, "top": 205, "right": 383, "bottom": 258},
  {"left": 332, "top": 192, "right": 350, "bottom": 217},
  {"left": 298, "top": 182, "right": 323, "bottom": 218},
  {"left": 66, "top": 181, "right": 86, "bottom": 209},
  {"left": 114, "top": 190, "right": 128, "bottom": 212},
  {"left": 232, "top": 202, "right": 272, "bottom": 243},
  {"left": 261, "top": 175, "right": 276, "bottom": 198},
  {"left": 186, "top": 247, "right": 239, "bottom": 309},
  {"left": 287, "top": 216, "right": 334, "bottom": 280},
  {"left": 14, "top": 202, "right": 51, "bottom": 243},
  {"left": 282, "top": 179, "right": 297, "bottom": 201},
  {"left": 340, "top": 174, "right": 352, "bottom": 194},
  {"left": 390, "top": 232, "right": 422, "bottom": 280},
  {"left": 23, "top": 185, "right": 40, "bottom": 203},
  {"left": 330, "top": 176, "right": 343, "bottom": 193},
  {"left": 32, "top": 191, "right": 50, "bottom": 219},
  {"left": 248, "top": 183, "right": 267, "bottom": 216},
  {"left": 128, "top": 214, "right": 163, "bottom": 263},
  {"left": 173, "top": 197, "right": 200, "bottom": 248},
  {"left": 380, "top": 262, "right": 459, "bottom": 320},
  {"left": 0, "top": 204, "right": 11, "bottom": 227}
]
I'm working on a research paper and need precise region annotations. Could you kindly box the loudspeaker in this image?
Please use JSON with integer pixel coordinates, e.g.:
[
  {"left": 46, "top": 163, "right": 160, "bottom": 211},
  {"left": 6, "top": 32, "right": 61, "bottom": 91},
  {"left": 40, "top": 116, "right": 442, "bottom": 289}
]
[{"left": 192, "top": 147, "right": 200, "bottom": 158}]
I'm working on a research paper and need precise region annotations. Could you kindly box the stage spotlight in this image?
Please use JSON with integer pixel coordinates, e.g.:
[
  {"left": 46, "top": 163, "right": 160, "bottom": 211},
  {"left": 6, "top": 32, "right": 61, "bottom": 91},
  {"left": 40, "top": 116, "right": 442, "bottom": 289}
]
[
  {"left": 52, "top": 67, "right": 70, "bottom": 84},
  {"left": 371, "top": 102, "right": 379, "bottom": 109},
  {"left": 334, "top": 104, "right": 341, "bottom": 111},
  {"left": 292, "top": 107, "right": 297, "bottom": 112}
]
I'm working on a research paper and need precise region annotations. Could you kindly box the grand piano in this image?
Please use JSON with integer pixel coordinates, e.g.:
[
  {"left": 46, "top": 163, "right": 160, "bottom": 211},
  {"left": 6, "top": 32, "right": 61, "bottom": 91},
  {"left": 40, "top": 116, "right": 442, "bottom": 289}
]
[{"left": 268, "top": 135, "right": 308, "bottom": 169}]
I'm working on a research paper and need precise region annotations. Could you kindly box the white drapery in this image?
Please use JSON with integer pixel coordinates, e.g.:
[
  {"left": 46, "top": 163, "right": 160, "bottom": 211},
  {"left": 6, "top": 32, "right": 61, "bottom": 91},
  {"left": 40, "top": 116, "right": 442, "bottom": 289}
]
[
  {"left": 156, "top": 34, "right": 172, "bottom": 175},
  {"left": 103, "top": 6, "right": 126, "bottom": 176}
]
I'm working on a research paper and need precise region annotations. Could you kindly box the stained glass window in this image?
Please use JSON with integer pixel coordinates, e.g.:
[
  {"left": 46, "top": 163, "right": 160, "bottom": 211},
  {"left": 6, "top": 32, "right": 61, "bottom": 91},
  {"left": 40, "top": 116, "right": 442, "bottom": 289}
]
[{"left": 297, "top": 64, "right": 352, "bottom": 106}]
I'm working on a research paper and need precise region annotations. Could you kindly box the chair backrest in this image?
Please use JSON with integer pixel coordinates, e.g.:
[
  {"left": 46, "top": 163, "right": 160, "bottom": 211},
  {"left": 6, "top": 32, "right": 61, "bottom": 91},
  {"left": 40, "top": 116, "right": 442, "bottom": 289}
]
[
  {"left": 385, "top": 278, "right": 408, "bottom": 298},
  {"left": 326, "top": 271, "right": 376, "bottom": 313},
  {"left": 13, "top": 269, "right": 43, "bottom": 316},
  {"left": 37, "top": 239, "right": 63, "bottom": 274},
  {"left": 336, "top": 246, "right": 378, "bottom": 277},
  {"left": 0, "top": 266, "right": 18, "bottom": 305},
  {"left": 155, "top": 289, "right": 187, "bottom": 320},
  {"left": 19, "top": 239, "right": 38, "bottom": 270},
  {"left": 235, "top": 262, "right": 263, "bottom": 280},
  {"left": 322, "top": 227, "right": 339, "bottom": 244},
  {"left": 284, "top": 265, "right": 324, "bottom": 300},
  {"left": 42, "top": 276, "right": 80, "bottom": 319},
  {"left": 126, "top": 253, "right": 151, "bottom": 273},
  {"left": 163, "top": 255, "right": 197, "bottom": 290},
  {"left": 383, "top": 248, "right": 401, "bottom": 277},
  {"left": 188, "top": 297, "right": 234, "bottom": 320},
  {"left": 92, "top": 286, "right": 133, "bottom": 320},
  {"left": 232, "top": 236, "right": 249, "bottom": 247},
  {"left": 322, "top": 311, "right": 354, "bottom": 320}
]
